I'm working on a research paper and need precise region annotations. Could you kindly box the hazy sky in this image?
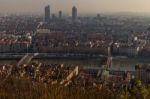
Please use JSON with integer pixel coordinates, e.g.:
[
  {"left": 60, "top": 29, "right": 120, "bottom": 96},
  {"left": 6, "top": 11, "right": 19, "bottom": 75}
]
[{"left": 0, "top": 0, "right": 150, "bottom": 14}]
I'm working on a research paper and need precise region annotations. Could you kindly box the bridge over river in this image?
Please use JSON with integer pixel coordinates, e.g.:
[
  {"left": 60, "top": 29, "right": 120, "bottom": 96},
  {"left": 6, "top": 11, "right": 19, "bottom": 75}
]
[
  {"left": 0, "top": 53, "right": 149, "bottom": 72},
  {"left": 17, "top": 53, "right": 39, "bottom": 66}
]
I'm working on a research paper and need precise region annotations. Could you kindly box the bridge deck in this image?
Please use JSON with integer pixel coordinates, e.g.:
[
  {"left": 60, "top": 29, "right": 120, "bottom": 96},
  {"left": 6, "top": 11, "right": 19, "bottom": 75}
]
[{"left": 17, "top": 53, "right": 38, "bottom": 66}]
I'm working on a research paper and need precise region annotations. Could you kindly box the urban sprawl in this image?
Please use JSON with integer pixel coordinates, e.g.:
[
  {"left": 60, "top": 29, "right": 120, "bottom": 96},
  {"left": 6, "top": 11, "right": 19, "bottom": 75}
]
[{"left": 0, "top": 5, "right": 150, "bottom": 98}]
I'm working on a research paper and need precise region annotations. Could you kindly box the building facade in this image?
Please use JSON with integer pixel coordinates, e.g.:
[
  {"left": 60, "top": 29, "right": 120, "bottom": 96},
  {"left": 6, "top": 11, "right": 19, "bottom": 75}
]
[
  {"left": 72, "top": 6, "right": 77, "bottom": 22},
  {"left": 45, "top": 5, "right": 50, "bottom": 22}
]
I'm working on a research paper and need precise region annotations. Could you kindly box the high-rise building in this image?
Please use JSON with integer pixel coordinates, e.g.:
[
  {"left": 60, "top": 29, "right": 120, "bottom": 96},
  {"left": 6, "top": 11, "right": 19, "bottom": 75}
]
[
  {"left": 97, "top": 14, "right": 101, "bottom": 19},
  {"left": 59, "top": 11, "right": 62, "bottom": 19},
  {"left": 72, "top": 6, "right": 77, "bottom": 22},
  {"left": 52, "top": 13, "right": 56, "bottom": 20},
  {"left": 45, "top": 5, "right": 50, "bottom": 22}
]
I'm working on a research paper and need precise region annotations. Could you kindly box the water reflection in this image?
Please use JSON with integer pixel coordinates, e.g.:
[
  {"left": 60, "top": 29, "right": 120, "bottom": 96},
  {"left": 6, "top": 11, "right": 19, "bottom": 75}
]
[{"left": 0, "top": 58, "right": 149, "bottom": 72}]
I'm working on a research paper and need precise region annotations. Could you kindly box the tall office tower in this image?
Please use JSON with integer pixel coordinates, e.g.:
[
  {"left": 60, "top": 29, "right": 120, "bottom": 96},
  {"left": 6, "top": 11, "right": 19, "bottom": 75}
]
[
  {"left": 59, "top": 10, "right": 62, "bottom": 19},
  {"left": 45, "top": 5, "right": 50, "bottom": 22},
  {"left": 97, "top": 14, "right": 100, "bottom": 18},
  {"left": 72, "top": 6, "right": 77, "bottom": 22},
  {"left": 52, "top": 13, "right": 56, "bottom": 20}
]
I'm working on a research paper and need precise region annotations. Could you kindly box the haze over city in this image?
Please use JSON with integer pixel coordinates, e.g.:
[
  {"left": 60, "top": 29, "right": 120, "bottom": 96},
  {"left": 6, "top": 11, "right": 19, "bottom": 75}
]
[
  {"left": 1, "top": 0, "right": 150, "bottom": 15},
  {"left": 1, "top": 0, "right": 150, "bottom": 99}
]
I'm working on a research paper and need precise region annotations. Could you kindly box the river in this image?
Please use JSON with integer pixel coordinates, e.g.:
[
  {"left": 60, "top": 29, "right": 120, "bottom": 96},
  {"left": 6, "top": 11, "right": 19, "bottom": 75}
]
[{"left": 0, "top": 57, "right": 149, "bottom": 71}]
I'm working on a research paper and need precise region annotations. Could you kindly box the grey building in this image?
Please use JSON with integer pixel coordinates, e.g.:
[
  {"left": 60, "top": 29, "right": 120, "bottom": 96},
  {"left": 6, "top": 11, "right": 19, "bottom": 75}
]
[
  {"left": 45, "top": 5, "right": 50, "bottom": 22},
  {"left": 59, "top": 10, "right": 62, "bottom": 19},
  {"left": 72, "top": 6, "right": 77, "bottom": 22}
]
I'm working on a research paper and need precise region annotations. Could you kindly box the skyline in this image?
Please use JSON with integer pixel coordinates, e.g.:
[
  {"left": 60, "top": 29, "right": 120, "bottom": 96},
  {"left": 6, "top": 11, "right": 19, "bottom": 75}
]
[{"left": 0, "top": 0, "right": 150, "bottom": 15}]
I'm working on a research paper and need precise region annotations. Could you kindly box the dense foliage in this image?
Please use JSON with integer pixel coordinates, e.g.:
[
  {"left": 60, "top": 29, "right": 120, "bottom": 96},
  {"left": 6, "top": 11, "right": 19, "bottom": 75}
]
[{"left": 0, "top": 77, "right": 150, "bottom": 99}]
